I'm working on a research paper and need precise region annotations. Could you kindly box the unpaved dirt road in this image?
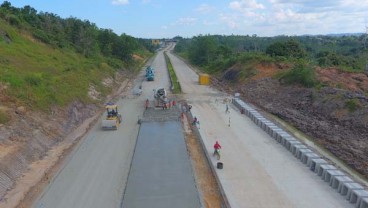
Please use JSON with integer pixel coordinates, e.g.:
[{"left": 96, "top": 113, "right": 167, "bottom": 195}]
[
  {"left": 32, "top": 51, "right": 170, "bottom": 208},
  {"left": 166, "top": 46, "right": 353, "bottom": 208}
]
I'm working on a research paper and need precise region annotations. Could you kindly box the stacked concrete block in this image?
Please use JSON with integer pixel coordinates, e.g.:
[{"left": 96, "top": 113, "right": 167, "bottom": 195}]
[
  {"left": 285, "top": 140, "right": 301, "bottom": 151},
  {"left": 291, "top": 144, "right": 307, "bottom": 155},
  {"left": 295, "top": 148, "right": 313, "bottom": 159},
  {"left": 275, "top": 132, "right": 291, "bottom": 143},
  {"left": 301, "top": 152, "right": 320, "bottom": 164},
  {"left": 330, "top": 175, "right": 353, "bottom": 189},
  {"left": 270, "top": 128, "right": 284, "bottom": 139},
  {"left": 316, "top": 164, "right": 337, "bottom": 176},
  {"left": 257, "top": 118, "right": 269, "bottom": 128},
  {"left": 308, "top": 158, "right": 328, "bottom": 172},
  {"left": 339, "top": 183, "right": 365, "bottom": 199},
  {"left": 280, "top": 136, "right": 296, "bottom": 147},
  {"left": 360, "top": 198, "right": 368, "bottom": 208},
  {"left": 348, "top": 190, "right": 368, "bottom": 208},
  {"left": 322, "top": 169, "right": 345, "bottom": 183}
]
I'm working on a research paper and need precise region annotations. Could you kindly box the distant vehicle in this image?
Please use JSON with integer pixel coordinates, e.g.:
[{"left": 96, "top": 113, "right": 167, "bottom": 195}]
[
  {"left": 146, "top": 66, "right": 155, "bottom": 81},
  {"left": 101, "top": 103, "right": 122, "bottom": 130}
]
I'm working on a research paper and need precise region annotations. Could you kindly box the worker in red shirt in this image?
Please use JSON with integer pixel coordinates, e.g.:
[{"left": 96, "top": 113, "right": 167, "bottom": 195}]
[{"left": 213, "top": 141, "right": 221, "bottom": 157}]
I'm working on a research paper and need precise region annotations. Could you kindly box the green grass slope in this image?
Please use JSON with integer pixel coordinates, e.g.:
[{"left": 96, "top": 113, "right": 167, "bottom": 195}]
[{"left": 0, "top": 19, "right": 131, "bottom": 110}]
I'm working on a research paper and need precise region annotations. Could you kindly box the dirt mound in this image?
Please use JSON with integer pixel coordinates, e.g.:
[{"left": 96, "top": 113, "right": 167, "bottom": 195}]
[{"left": 316, "top": 68, "right": 368, "bottom": 93}]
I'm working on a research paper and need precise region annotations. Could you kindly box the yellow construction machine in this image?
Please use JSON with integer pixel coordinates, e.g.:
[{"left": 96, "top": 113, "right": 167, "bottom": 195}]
[{"left": 102, "top": 103, "right": 122, "bottom": 130}]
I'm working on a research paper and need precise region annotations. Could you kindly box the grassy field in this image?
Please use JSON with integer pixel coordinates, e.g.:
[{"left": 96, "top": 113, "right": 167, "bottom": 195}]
[{"left": 0, "top": 19, "right": 145, "bottom": 111}]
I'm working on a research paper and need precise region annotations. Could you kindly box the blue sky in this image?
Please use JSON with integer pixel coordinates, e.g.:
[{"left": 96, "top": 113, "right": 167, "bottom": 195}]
[{"left": 6, "top": 0, "right": 368, "bottom": 38}]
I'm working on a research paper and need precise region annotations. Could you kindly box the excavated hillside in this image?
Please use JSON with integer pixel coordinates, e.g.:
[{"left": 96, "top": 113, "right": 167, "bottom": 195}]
[
  {"left": 213, "top": 63, "right": 368, "bottom": 180},
  {"left": 0, "top": 71, "right": 136, "bottom": 203}
]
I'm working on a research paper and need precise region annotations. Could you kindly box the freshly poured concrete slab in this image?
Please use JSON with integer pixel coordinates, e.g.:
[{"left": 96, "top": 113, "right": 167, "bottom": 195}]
[{"left": 122, "top": 121, "right": 201, "bottom": 208}]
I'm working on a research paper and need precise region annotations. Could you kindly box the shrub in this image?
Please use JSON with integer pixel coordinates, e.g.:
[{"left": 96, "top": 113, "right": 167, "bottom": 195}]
[
  {"left": 279, "top": 62, "right": 317, "bottom": 87},
  {"left": 345, "top": 99, "right": 360, "bottom": 112}
]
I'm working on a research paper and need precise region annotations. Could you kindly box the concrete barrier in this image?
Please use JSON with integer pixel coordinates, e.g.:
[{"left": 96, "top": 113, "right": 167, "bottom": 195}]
[
  {"left": 295, "top": 148, "right": 313, "bottom": 159},
  {"left": 323, "top": 169, "right": 345, "bottom": 183},
  {"left": 308, "top": 158, "right": 328, "bottom": 172},
  {"left": 339, "top": 182, "right": 365, "bottom": 198},
  {"left": 330, "top": 175, "right": 353, "bottom": 189},
  {"left": 232, "top": 97, "right": 368, "bottom": 207},
  {"left": 291, "top": 144, "right": 307, "bottom": 155},
  {"left": 359, "top": 197, "right": 368, "bottom": 208},
  {"left": 348, "top": 190, "right": 368, "bottom": 207},
  {"left": 301, "top": 152, "right": 320, "bottom": 164},
  {"left": 285, "top": 140, "right": 301, "bottom": 151}
]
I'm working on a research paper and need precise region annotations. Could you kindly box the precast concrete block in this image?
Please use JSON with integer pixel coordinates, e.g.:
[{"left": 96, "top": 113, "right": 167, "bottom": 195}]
[
  {"left": 295, "top": 148, "right": 312, "bottom": 159},
  {"left": 331, "top": 176, "right": 353, "bottom": 189},
  {"left": 323, "top": 169, "right": 345, "bottom": 183},
  {"left": 262, "top": 122, "right": 273, "bottom": 131},
  {"left": 340, "top": 182, "right": 365, "bottom": 199},
  {"left": 359, "top": 197, "right": 368, "bottom": 208},
  {"left": 291, "top": 144, "right": 307, "bottom": 155},
  {"left": 348, "top": 189, "right": 368, "bottom": 207},
  {"left": 266, "top": 125, "right": 278, "bottom": 136},
  {"left": 276, "top": 133, "right": 291, "bottom": 143},
  {"left": 280, "top": 136, "right": 296, "bottom": 147},
  {"left": 301, "top": 153, "right": 320, "bottom": 164},
  {"left": 258, "top": 118, "right": 268, "bottom": 128},
  {"left": 286, "top": 140, "right": 301, "bottom": 151},
  {"left": 316, "top": 165, "right": 337, "bottom": 176},
  {"left": 308, "top": 158, "right": 328, "bottom": 171},
  {"left": 253, "top": 114, "right": 262, "bottom": 122},
  {"left": 271, "top": 129, "right": 284, "bottom": 140},
  {"left": 254, "top": 116, "right": 263, "bottom": 125},
  {"left": 316, "top": 164, "right": 336, "bottom": 175}
]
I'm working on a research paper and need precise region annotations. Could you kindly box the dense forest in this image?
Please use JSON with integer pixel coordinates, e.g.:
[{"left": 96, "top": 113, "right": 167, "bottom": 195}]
[
  {"left": 0, "top": 1, "right": 155, "bottom": 111},
  {"left": 174, "top": 34, "right": 368, "bottom": 86}
]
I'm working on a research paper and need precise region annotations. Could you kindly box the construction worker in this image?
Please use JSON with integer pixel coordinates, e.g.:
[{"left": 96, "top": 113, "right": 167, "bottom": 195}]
[
  {"left": 145, "top": 99, "right": 149, "bottom": 110},
  {"left": 213, "top": 141, "right": 222, "bottom": 158},
  {"left": 192, "top": 116, "right": 198, "bottom": 125}
]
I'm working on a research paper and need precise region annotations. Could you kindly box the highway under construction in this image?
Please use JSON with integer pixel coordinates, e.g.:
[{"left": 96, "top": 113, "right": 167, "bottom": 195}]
[{"left": 32, "top": 45, "right": 367, "bottom": 208}]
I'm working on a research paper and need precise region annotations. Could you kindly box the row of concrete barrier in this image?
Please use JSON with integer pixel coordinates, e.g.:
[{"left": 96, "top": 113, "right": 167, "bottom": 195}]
[{"left": 232, "top": 98, "right": 368, "bottom": 208}]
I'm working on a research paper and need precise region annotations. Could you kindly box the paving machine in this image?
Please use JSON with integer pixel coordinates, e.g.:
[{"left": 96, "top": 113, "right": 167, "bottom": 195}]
[{"left": 102, "top": 103, "right": 122, "bottom": 130}]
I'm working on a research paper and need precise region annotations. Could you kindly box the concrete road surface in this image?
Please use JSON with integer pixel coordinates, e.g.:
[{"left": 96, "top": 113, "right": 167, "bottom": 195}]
[
  {"left": 33, "top": 49, "right": 171, "bottom": 208},
  {"left": 122, "top": 121, "right": 201, "bottom": 208},
  {"left": 166, "top": 47, "right": 353, "bottom": 208}
]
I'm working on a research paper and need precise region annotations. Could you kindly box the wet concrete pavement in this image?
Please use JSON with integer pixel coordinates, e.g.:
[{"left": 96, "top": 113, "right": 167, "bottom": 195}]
[{"left": 121, "top": 121, "right": 201, "bottom": 208}]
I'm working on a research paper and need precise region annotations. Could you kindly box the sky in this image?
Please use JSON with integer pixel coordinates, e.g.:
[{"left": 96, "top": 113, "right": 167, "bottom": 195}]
[{"left": 6, "top": 0, "right": 368, "bottom": 38}]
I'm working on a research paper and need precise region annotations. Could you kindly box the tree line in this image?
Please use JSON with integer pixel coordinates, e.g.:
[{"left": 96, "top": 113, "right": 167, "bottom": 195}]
[
  {"left": 0, "top": 1, "right": 153, "bottom": 66},
  {"left": 175, "top": 34, "right": 368, "bottom": 73}
]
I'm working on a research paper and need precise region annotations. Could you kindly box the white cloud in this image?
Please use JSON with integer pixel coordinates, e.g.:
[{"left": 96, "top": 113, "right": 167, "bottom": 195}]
[
  {"left": 220, "top": 13, "right": 239, "bottom": 29},
  {"left": 112, "top": 0, "right": 129, "bottom": 5},
  {"left": 195, "top": 4, "right": 215, "bottom": 14},
  {"left": 161, "top": 25, "right": 168, "bottom": 30},
  {"left": 176, "top": 17, "right": 197, "bottom": 26},
  {"left": 142, "top": 0, "right": 151, "bottom": 4},
  {"left": 229, "top": 0, "right": 265, "bottom": 11},
  {"left": 203, "top": 20, "right": 217, "bottom": 26}
]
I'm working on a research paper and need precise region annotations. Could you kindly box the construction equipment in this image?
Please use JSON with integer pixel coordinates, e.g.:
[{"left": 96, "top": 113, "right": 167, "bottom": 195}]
[
  {"left": 154, "top": 88, "right": 168, "bottom": 107},
  {"left": 146, "top": 66, "right": 155, "bottom": 81},
  {"left": 102, "top": 103, "right": 122, "bottom": 130}
]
